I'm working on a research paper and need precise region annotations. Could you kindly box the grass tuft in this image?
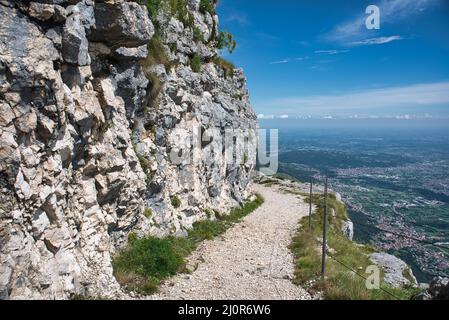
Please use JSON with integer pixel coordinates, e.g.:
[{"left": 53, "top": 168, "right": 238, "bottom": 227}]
[
  {"left": 193, "top": 26, "right": 204, "bottom": 43},
  {"left": 170, "top": 195, "right": 181, "bottom": 208},
  {"left": 113, "top": 235, "right": 185, "bottom": 294},
  {"left": 143, "top": 35, "right": 172, "bottom": 72},
  {"left": 189, "top": 53, "right": 202, "bottom": 73},
  {"left": 212, "top": 56, "right": 234, "bottom": 78},
  {"left": 144, "top": 208, "right": 153, "bottom": 219}
]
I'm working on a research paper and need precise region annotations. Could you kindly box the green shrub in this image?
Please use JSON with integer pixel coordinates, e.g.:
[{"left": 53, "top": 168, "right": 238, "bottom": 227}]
[
  {"left": 212, "top": 56, "right": 235, "bottom": 78},
  {"left": 146, "top": 0, "right": 163, "bottom": 20},
  {"left": 146, "top": 0, "right": 190, "bottom": 23},
  {"left": 208, "top": 20, "right": 217, "bottom": 43},
  {"left": 161, "top": 0, "right": 195, "bottom": 29},
  {"left": 144, "top": 122, "right": 157, "bottom": 136},
  {"left": 136, "top": 153, "right": 153, "bottom": 185},
  {"left": 188, "top": 219, "right": 228, "bottom": 242},
  {"left": 171, "top": 195, "right": 181, "bottom": 208},
  {"left": 99, "top": 120, "right": 114, "bottom": 134},
  {"left": 169, "top": 42, "right": 178, "bottom": 53},
  {"left": 137, "top": 154, "right": 150, "bottom": 175},
  {"left": 204, "top": 208, "right": 213, "bottom": 218},
  {"left": 140, "top": 36, "right": 168, "bottom": 111},
  {"left": 112, "top": 236, "right": 185, "bottom": 294},
  {"left": 217, "top": 31, "right": 237, "bottom": 53},
  {"left": 144, "top": 208, "right": 153, "bottom": 218},
  {"left": 220, "top": 193, "right": 264, "bottom": 222},
  {"left": 193, "top": 26, "right": 204, "bottom": 43},
  {"left": 143, "top": 35, "right": 172, "bottom": 72},
  {"left": 189, "top": 53, "right": 202, "bottom": 73},
  {"left": 199, "top": 0, "right": 215, "bottom": 15}
]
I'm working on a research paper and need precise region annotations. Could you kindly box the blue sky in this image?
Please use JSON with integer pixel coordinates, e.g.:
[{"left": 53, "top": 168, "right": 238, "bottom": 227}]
[{"left": 216, "top": 0, "right": 449, "bottom": 118}]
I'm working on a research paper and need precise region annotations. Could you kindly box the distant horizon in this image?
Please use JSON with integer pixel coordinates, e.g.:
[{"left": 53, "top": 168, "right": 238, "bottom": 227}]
[
  {"left": 256, "top": 114, "right": 449, "bottom": 120},
  {"left": 258, "top": 117, "right": 449, "bottom": 132}
]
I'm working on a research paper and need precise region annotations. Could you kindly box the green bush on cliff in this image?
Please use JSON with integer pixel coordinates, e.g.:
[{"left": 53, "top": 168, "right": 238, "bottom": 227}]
[
  {"left": 217, "top": 31, "right": 237, "bottom": 53},
  {"left": 143, "top": 35, "right": 172, "bottom": 71},
  {"left": 170, "top": 195, "right": 181, "bottom": 208},
  {"left": 141, "top": 35, "right": 170, "bottom": 109},
  {"left": 144, "top": 207, "right": 153, "bottom": 218},
  {"left": 199, "top": 0, "right": 215, "bottom": 15},
  {"left": 146, "top": 0, "right": 162, "bottom": 20},
  {"left": 189, "top": 53, "right": 202, "bottom": 73},
  {"left": 146, "top": 0, "right": 194, "bottom": 30},
  {"left": 193, "top": 26, "right": 204, "bottom": 43}
]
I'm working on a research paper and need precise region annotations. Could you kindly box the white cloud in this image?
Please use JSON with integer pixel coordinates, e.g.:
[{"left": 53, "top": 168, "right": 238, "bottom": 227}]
[
  {"left": 324, "top": 0, "right": 436, "bottom": 44},
  {"left": 315, "top": 49, "right": 350, "bottom": 55},
  {"left": 257, "top": 114, "right": 275, "bottom": 119},
  {"left": 269, "top": 57, "right": 308, "bottom": 64},
  {"left": 349, "top": 35, "right": 403, "bottom": 46},
  {"left": 278, "top": 115, "right": 289, "bottom": 119},
  {"left": 226, "top": 12, "right": 250, "bottom": 26},
  {"left": 269, "top": 59, "right": 290, "bottom": 65},
  {"left": 261, "top": 81, "right": 449, "bottom": 112}
]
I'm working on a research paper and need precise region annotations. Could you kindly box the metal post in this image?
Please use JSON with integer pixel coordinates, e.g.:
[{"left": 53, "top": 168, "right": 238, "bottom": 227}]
[
  {"left": 321, "top": 176, "right": 328, "bottom": 277},
  {"left": 309, "top": 178, "right": 313, "bottom": 229}
]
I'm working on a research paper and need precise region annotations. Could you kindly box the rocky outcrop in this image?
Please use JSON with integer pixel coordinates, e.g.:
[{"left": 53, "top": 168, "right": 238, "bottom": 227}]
[
  {"left": 413, "top": 277, "right": 449, "bottom": 300},
  {"left": 0, "top": 0, "right": 256, "bottom": 299},
  {"left": 340, "top": 219, "right": 353, "bottom": 241},
  {"left": 370, "top": 252, "right": 418, "bottom": 288}
]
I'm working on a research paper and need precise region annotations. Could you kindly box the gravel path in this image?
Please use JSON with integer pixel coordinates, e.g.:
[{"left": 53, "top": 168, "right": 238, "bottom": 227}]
[{"left": 149, "top": 183, "right": 312, "bottom": 300}]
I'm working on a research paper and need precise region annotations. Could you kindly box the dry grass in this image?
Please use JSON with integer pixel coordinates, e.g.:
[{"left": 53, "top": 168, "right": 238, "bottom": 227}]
[{"left": 212, "top": 56, "right": 235, "bottom": 78}]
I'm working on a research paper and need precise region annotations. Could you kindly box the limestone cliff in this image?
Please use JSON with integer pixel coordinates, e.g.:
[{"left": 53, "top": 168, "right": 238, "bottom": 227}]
[{"left": 0, "top": 0, "right": 257, "bottom": 299}]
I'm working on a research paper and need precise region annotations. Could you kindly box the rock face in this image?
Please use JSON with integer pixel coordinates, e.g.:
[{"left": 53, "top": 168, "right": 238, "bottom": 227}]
[
  {"left": 370, "top": 252, "right": 418, "bottom": 288},
  {"left": 0, "top": 0, "right": 257, "bottom": 299},
  {"left": 413, "top": 277, "right": 449, "bottom": 300},
  {"left": 340, "top": 219, "right": 353, "bottom": 241}
]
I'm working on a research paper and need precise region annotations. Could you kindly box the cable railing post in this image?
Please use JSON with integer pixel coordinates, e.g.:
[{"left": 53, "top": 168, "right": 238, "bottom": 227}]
[
  {"left": 321, "top": 176, "right": 328, "bottom": 278},
  {"left": 309, "top": 177, "right": 313, "bottom": 229}
]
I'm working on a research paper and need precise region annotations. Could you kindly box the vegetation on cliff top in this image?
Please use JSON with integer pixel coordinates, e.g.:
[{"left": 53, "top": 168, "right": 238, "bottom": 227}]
[
  {"left": 289, "top": 191, "right": 420, "bottom": 300},
  {"left": 141, "top": 0, "right": 237, "bottom": 112},
  {"left": 113, "top": 193, "right": 264, "bottom": 294}
]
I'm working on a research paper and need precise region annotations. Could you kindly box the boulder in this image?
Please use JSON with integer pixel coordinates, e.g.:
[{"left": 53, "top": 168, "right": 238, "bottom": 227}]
[
  {"left": 428, "top": 277, "right": 449, "bottom": 299},
  {"left": 28, "top": 2, "right": 67, "bottom": 22},
  {"left": 370, "top": 252, "right": 418, "bottom": 288},
  {"left": 413, "top": 277, "right": 449, "bottom": 300},
  {"left": 340, "top": 219, "right": 354, "bottom": 241},
  {"left": 61, "top": 1, "right": 94, "bottom": 65},
  {"left": 89, "top": 2, "right": 154, "bottom": 47}
]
